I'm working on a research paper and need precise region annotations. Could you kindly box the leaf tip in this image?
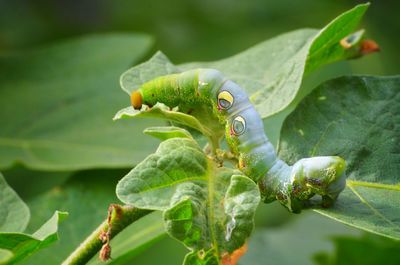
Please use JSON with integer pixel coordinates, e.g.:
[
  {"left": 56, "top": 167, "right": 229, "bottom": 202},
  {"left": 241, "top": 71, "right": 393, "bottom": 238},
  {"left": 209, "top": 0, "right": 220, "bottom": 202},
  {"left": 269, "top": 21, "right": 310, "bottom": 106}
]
[{"left": 55, "top": 211, "right": 69, "bottom": 222}]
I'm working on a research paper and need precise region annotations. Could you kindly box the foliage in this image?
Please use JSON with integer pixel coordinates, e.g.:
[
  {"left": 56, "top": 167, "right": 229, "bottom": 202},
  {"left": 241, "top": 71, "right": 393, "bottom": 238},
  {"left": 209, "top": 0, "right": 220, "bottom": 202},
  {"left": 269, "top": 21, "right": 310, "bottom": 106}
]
[
  {"left": 19, "top": 170, "right": 164, "bottom": 265},
  {"left": 117, "top": 130, "right": 260, "bottom": 264},
  {"left": 0, "top": 173, "right": 67, "bottom": 264},
  {"left": 0, "top": 2, "right": 399, "bottom": 265},
  {"left": 113, "top": 3, "right": 399, "bottom": 264},
  {"left": 0, "top": 34, "right": 155, "bottom": 171},
  {"left": 279, "top": 76, "right": 400, "bottom": 240},
  {"left": 119, "top": 4, "right": 368, "bottom": 119}
]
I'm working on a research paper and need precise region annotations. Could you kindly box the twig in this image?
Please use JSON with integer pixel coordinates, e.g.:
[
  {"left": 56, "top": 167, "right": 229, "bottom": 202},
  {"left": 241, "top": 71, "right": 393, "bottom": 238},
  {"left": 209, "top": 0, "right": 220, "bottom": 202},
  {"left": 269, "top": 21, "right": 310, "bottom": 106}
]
[{"left": 62, "top": 204, "right": 152, "bottom": 265}]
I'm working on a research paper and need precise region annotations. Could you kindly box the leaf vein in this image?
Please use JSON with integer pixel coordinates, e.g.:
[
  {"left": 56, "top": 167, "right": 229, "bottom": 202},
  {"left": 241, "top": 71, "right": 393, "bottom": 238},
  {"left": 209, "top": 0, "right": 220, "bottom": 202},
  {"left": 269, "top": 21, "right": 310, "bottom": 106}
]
[{"left": 347, "top": 184, "right": 398, "bottom": 228}]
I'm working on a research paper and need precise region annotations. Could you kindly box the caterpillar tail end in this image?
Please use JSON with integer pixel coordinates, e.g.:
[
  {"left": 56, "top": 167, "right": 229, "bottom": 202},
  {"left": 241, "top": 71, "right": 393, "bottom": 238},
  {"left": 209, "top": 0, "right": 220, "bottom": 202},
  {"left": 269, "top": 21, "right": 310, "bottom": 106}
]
[
  {"left": 130, "top": 91, "right": 143, "bottom": 109},
  {"left": 289, "top": 156, "right": 347, "bottom": 210}
]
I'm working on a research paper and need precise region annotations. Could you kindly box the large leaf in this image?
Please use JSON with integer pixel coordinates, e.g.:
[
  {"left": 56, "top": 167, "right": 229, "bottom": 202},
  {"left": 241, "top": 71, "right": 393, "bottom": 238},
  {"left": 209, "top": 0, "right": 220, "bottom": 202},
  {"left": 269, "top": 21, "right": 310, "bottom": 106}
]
[
  {"left": 2, "top": 166, "right": 72, "bottom": 200},
  {"left": 0, "top": 173, "right": 29, "bottom": 232},
  {"left": 0, "top": 34, "right": 158, "bottom": 171},
  {"left": 118, "top": 4, "right": 369, "bottom": 120},
  {"left": 241, "top": 212, "right": 360, "bottom": 265},
  {"left": 116, "top": 134, "right": 260, "bottom": 264},
  {"left": 119, "top": 51, "right": 179, "bottom": 94},
  {"left": 279, "top": 76, "right": 400, "bottom": 240},
  {"left": 0, "top": 211, "right": 67, "bottom": 265},
  {"left": 20, "top": 170, "right": 164, "bottom": 265},
  {"left": 0, "top": 172, "right": 66, "bottom": 264}
]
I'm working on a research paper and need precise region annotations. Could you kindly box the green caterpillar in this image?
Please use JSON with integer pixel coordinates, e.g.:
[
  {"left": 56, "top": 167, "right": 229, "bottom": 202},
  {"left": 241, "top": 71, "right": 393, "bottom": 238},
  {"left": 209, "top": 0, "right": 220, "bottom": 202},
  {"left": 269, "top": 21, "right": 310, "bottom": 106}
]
[{"left": 130, "top": 69, "right": 346, "bottom": 212}]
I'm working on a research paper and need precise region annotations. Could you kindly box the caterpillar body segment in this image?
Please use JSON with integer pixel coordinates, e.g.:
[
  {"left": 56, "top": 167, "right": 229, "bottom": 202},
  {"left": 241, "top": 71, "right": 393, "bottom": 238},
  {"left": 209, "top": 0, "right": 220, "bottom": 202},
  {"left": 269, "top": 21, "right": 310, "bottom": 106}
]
[
  {"left": 131, "top": 69, "right": 227, "bottom": 141},
  {"left": 129, "top": 69, "right": 347, "bottom": 212},
  {"left": 131, "top": 69, "right": 224, "bottom": 115},
  {"left": 224, "top": 102, "right": 277, "bottom": 181}
]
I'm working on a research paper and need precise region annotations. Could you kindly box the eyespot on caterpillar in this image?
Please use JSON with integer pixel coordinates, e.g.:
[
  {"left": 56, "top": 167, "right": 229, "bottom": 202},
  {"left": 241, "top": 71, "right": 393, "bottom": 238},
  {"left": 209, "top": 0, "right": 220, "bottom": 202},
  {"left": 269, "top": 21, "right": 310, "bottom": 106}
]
[
  {"left": 231, "top": 116, "right": 246, "bottom": 136},
  {"left": 218, "top": 90, "right": 234, "bottom": 110},
  {"left": 130, "top": 91, "right": 143, "bottom": 109}
]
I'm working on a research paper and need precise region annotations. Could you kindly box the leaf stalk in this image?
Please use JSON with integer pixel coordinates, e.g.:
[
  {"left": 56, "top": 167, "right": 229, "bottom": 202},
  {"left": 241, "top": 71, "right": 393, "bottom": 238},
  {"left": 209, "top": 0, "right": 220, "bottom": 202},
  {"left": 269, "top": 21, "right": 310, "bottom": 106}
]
[{"left": 62, "top": 204, "right": 152, "bottom": 265}]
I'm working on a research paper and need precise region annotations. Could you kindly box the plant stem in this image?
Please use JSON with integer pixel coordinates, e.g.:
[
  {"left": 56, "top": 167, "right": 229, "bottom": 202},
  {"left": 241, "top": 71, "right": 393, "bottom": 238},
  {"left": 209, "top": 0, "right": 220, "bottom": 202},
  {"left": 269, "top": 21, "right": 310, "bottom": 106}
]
[{"left": 62, "top": 204, "right": 152, "bottom": 265}]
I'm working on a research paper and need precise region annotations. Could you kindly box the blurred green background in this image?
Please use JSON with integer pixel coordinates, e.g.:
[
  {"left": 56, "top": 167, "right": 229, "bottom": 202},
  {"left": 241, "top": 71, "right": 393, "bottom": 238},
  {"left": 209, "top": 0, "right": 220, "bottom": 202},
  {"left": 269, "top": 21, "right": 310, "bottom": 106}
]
[
  {"left": 1, "top": 0, "right": 399, "bottom": 264},
  {"left": 0, "top": 0, "right": 399, "bottom": 74}
]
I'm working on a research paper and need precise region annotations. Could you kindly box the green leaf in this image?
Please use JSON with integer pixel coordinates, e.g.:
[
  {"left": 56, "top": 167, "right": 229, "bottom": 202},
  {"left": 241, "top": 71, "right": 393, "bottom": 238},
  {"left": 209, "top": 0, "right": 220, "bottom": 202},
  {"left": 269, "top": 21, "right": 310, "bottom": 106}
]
[
  {"left": 242, "top": 212, "right": 361, "bottom": 265},
  {"left": 20, "top": 170, "right": 164, "bottom": 265},
  {"left": 184, "top": 4, "right": 369, "bottom": 119},
  {"left": 116, "top": 137, "right": 211, "bottom": 210},
  {"left": 0, "top": 211, "right": 67, "bottom": 265},
  {"left": 2, "top": 166, "right": 72, "bottom": 200},
  {"left": 0, "top": 172, "right": 29, "bottom": 232},
  {"left": 314, "top": 234, "right": 400, "bottom": 265},
  {"left": 0, "top": 172, "right": 66, "bottom": 264},
  {"left": 118, "top": 4, "right": 369, "bottom": 120},
  {"left": 114, "top": 103, "right": 213, "bottom": 140},
  {"left": 143, "top": 126, "right": 194, "bottom": 140},
  {"left": 116, "top": 137, "right": 260, "bottom": 264},
  {"left": 120, "top": 51, "right": 179, "bottom": 95},
  {"left": 0, "top": 34, "right": 157, "bottom": 171},
  {"left": 279, "top": 75, "right": 400, "bottom": 240}
]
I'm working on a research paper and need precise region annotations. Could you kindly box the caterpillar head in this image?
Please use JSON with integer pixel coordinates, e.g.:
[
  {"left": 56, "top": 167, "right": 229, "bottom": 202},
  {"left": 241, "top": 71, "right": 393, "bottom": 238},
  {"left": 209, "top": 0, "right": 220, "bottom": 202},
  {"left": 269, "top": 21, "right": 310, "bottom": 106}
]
[{"left": 130, "top": 91, "right": 143, "bottom": 110}]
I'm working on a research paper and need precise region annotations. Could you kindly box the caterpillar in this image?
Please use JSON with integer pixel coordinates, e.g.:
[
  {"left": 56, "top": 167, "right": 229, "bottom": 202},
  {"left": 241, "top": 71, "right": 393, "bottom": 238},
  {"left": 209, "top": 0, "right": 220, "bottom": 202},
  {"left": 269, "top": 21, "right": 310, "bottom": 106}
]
[{"left": 130, "top": 69, "right": 346, "bottom": 212}]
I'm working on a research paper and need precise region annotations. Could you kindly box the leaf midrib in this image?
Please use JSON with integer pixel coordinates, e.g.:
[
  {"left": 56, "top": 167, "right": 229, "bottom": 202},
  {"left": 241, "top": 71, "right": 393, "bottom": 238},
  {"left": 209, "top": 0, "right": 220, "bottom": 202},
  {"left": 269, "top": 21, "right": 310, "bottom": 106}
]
[
  {"left": 136, "top": 177, "right": 207, "bottom": 194},
  {"left": 347, "top": 180, "right": 400, "bottom": 191},
  {"left": 346, "top": 180, "right": 399, "bottom": 229},
  {"left": 205, "top": 160, "right": 220, "bottom": 261},
  {"left": 314, "top": 179, "right": 400, "bottom": 240},
  {"left": 347, "top": 183, "right": 397, "bottom": 228}
]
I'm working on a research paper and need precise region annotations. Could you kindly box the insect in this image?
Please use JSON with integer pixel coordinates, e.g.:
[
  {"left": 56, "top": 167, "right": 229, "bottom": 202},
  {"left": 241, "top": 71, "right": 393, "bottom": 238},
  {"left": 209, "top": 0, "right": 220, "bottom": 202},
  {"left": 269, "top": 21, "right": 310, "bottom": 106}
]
[{"left": 130, "top": 69, "right": 347, "bottom": 212}]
